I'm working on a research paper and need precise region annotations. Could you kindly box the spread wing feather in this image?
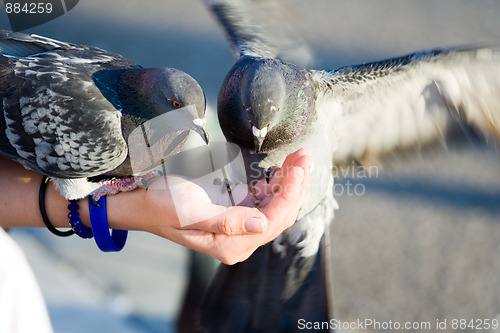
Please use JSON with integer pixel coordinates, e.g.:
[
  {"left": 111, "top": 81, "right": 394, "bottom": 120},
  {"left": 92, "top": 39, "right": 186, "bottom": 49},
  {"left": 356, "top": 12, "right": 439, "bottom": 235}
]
[
  {"left": 204, "top": 0, "right": 312, "bottom": 67},
  {"left": 311, "top": 46, "right": 500, "bottom": 166}
]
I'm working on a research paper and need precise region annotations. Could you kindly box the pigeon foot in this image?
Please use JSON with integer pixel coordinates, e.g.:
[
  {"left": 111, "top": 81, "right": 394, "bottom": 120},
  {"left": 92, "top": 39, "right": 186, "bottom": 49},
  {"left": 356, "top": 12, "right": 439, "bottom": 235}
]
[{"left": 91, "top": 170, "right": 162, "bottom": 200}]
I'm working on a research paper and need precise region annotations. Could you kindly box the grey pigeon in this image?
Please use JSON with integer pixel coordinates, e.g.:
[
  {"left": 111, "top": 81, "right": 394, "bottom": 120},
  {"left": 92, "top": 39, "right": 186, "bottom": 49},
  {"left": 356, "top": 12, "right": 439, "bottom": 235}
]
[
  {"left": 0, "top": 30, "right": 208, "bottom": 200},
  {"left": 199, "top": 1, "right": 500, "bottom": 332}
]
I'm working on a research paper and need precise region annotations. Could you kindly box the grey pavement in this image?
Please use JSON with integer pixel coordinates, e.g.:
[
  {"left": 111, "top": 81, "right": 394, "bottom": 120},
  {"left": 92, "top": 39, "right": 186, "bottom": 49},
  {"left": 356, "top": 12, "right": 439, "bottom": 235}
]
[{"left": 2, "top": 1, "right": 500, "bottom": 332}]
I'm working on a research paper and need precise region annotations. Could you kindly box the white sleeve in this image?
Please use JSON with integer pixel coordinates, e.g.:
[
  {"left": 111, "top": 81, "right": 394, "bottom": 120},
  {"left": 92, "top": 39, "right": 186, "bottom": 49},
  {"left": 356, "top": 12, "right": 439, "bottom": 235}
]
[{"left": 0, "top": 228, "right": 53, "bottom": 333}]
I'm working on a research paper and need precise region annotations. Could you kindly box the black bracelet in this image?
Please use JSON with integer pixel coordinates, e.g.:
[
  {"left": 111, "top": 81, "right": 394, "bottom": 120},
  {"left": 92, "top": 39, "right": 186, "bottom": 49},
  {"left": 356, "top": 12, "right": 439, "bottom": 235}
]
[{"left": 39, "top": 176, "right": 74, "bottom": 237}]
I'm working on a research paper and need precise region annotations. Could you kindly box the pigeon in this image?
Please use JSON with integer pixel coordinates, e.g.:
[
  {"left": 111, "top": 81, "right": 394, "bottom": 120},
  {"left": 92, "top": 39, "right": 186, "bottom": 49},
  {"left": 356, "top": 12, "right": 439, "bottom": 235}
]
[
  {"left": 199, "top": 1, "right": 500, "bottom": 332},
  {"left": 0, "top": 30, "right": 208, "bottom": 200}
]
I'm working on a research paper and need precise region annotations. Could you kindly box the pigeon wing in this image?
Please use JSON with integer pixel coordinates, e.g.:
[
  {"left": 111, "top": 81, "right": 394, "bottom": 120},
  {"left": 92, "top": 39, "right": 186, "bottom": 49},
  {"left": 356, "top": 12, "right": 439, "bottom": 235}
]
[
  {"left": 0, "top": 31, "right": 136, "bottom": 179},
  {"left": 0, "top": 30, "right": 73, "bottom": 56},
  {"left": 204, "top": 0, "right": 312, "bottom": 66},
  {"left": 311, "top": 46, "right": 500, "bottom": 167}
]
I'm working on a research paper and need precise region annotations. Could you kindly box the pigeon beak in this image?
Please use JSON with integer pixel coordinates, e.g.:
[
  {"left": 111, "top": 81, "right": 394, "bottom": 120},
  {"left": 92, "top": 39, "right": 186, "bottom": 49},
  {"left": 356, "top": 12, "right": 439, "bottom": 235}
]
[
  {"left": 193, "top": 118, "right": 209, "bottom": 144},
  {"left": 252, "top": 125, "right": 268, "bottom": 152}
]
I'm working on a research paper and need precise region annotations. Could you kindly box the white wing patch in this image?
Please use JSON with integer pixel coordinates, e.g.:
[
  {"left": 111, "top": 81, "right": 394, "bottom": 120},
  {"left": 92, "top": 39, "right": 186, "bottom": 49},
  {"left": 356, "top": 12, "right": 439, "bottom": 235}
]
[{"left": 29, "top": 34, "right": 71, "bottom": 48}]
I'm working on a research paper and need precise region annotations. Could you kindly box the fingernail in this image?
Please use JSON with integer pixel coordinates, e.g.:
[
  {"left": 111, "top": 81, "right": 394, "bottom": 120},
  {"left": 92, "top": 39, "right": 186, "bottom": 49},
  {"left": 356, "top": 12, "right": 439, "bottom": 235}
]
[
  {"left": 245, "top": 217, "right": 264, "bottom": 233},
  {"left": 298, "top": 168, "right": 304, "bottom": 184}
]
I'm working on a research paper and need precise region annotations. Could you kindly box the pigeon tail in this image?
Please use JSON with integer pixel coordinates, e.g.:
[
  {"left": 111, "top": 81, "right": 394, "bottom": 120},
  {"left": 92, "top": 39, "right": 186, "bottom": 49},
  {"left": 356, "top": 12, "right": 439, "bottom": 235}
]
[{"left": 200, "top": 234, "right": 334, "bottom": 333}]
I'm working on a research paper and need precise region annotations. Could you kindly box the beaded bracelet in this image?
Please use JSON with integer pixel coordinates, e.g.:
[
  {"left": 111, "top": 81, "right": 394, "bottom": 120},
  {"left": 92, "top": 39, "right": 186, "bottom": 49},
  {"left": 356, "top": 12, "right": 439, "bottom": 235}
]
[
  {"left": 39, "top": 176, "right": 74, "bottom": 237},
  {"left": 89, "top": 196, "right": 128, "bottom": 252},
  {"left": 68, "top": 200, "right": 93, "bottom": 239}
]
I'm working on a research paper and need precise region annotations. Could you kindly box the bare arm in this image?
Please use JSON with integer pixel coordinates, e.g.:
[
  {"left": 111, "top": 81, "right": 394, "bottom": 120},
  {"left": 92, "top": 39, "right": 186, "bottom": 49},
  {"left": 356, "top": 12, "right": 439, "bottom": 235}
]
[{"left": 0, "top": 149, "right": 312, "bottom": 264}]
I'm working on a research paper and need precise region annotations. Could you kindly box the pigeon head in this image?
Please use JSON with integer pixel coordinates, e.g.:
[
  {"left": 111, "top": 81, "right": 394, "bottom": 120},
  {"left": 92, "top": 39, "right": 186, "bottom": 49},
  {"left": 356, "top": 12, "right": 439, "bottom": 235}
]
[
  {"left": 117, "top": 67, "right": 209, "bottom": 144},
  {"left": 218, "top": 57, "right": 315, "bottom": 153},
  {"left": 93, "top": 67, "right": 210, "bottom": 177},
  {"left": 145, "top": 68, "right": 208, "bottom": 144},
  {"left": 151, "top": 68, "right": 205, "bottom": 115},
  {"left": 240, "top": 60, "right": 287, "bottom": 151}
]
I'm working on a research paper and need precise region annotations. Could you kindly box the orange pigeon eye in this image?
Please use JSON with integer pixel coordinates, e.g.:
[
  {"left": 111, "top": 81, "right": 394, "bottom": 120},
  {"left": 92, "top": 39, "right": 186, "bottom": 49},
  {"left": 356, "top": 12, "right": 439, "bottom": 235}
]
[{"left": 172, "top": 100, "right": 182, "bottom": 108}]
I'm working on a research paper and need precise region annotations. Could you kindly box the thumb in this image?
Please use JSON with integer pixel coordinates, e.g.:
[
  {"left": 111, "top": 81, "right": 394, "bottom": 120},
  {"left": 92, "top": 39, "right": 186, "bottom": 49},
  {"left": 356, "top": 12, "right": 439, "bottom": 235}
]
[{"left": 187, "top": 206, "right": 268, "bottom": 235}]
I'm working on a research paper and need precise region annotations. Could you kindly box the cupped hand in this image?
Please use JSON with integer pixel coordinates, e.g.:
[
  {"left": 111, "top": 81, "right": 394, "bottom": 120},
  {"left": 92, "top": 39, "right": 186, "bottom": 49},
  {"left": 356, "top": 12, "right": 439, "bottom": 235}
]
[{"left": 144, "top": 149, "right": 312, "bottom": 265}]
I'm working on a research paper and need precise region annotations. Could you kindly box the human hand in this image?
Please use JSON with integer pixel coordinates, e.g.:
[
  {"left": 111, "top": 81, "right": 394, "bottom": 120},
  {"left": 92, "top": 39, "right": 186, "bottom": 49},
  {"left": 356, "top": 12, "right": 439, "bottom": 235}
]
[
  {"left": 0, "top": 149, "right": 311, "bottom": 264},
  {"left": 142, "top": 148, "right": 312, "bottom": 264}
]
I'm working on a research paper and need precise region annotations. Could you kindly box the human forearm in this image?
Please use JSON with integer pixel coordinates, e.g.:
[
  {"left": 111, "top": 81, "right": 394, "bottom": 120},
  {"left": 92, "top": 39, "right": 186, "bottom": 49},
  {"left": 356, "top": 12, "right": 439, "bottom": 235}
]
[
  {"left": 0, "top": 156, "right": 149, "bottom": 232},
  {"left": 0, "top": 156, "right": 60, "bottom": 229}
]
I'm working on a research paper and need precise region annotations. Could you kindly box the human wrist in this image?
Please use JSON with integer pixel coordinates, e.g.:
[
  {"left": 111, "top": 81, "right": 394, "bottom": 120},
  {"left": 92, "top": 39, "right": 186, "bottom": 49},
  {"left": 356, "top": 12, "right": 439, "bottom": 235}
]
[
  {"left": 45, "top": 179, "right": 148, "bottom": 233},
  {"left": 104, "top": 187, "right": 150, "bottom": 232}
]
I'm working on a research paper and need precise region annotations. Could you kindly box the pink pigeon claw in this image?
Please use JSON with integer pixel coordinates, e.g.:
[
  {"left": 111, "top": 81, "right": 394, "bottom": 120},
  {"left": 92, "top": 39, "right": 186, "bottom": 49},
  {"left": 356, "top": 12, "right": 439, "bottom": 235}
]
[{"left": 91, "top": 170, "right": 163, "bottom": 201}]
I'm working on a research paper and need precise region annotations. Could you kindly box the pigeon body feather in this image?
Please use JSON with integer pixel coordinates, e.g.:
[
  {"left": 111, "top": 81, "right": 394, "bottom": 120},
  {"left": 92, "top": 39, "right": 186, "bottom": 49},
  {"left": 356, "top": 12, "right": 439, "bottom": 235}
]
[{"left": 0, "top": 30, "right": 208, "bottom": 199}]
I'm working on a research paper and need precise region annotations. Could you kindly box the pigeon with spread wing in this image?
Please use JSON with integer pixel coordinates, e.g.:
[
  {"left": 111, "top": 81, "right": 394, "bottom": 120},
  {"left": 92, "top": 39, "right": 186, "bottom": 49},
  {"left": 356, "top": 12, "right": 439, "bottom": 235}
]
[
  {"left": 199, "top": 1, "right": 500, "bottom": 332},
  {"left": 0, "top": 30, "right": 208, "bottom": 200}
]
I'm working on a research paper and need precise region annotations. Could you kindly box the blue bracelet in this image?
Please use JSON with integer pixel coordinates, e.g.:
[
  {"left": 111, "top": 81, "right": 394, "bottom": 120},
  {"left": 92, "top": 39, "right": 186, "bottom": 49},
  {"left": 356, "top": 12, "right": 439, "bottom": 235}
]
[
  {"left": 68, "top": 200, "right": 93, "bottom": 239},
  {"left": 88, "top": 196, "right": 128, "bottom": 252}
]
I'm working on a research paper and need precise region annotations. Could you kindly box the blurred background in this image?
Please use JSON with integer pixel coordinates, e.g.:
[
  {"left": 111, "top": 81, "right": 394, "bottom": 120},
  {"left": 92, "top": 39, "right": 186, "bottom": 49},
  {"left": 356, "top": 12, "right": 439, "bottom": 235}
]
[{"left": 1, "top": 0, "right": 500, "bottom": 332}]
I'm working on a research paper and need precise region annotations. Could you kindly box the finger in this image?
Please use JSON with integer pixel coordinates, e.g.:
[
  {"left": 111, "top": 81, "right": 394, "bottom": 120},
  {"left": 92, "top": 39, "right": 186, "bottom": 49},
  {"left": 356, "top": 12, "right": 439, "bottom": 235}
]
[
  {"left": 186, "top": 206, "right": 268, "bottom": 235},
  {"left": 174, "top": 227, "right": 263, "bottom": 265},
  {"left": 261, "top": 160, "right": 312, "bottom": 230},
  {"left": 253, "top": 150, "right": 312, "bottom": 200},
  {"left": 254, "top": 166, "right": 303, "bottom": 234},
  {"left": 282, "top": 148, "right": 312, "bottom": 170}
]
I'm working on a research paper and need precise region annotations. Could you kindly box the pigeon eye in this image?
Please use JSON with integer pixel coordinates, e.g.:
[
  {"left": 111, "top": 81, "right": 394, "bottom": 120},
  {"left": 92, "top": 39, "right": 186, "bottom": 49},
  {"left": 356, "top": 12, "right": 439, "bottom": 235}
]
[{"left": 171, "top": 100, "right": 182, "bottom": 108}]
